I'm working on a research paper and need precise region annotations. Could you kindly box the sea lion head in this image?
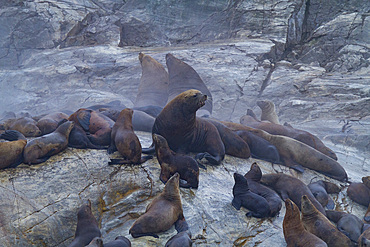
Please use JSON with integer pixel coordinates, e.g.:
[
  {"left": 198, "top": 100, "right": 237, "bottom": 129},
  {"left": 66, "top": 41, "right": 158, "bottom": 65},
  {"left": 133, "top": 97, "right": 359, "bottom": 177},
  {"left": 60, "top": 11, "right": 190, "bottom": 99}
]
[
  {"left": 284, "top": 198, "right": 300, "bottom": 219},
  {"left": 245, "top": 162, "right": 262, "bottom": 182},
  {"left": 117, "top": 108, "right": 134, "bottom": 123},
  {"left": 301, "top": 195, "right": 317, "bottom": 216},
  {"left": 234, "top": 172, "right": 249, "bottom": 187},
  {"left": 163, "top": 172, "right": 180, "bottom": 197},
  {"left": 153, "top": 133, "right": 168, "bottom": 147},
  {"left": 169, "top": 89, "right": 207, "bottom": 115},
  {"left": 77, "top": 199, "right": 93, "bottom": 220},
  {"left": 257, "top": 100, "right": 274, "bottom": 110},
  {"left": 55, "top": 120, "right": 74, "bottom": 137}
]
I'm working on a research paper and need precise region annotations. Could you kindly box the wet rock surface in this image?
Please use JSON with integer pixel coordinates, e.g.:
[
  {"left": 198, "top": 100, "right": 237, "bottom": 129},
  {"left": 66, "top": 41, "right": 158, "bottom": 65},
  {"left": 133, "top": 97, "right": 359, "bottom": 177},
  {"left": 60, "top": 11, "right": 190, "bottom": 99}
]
[{"left": 0, "top": 0, "right": 369, "bottom": 246}]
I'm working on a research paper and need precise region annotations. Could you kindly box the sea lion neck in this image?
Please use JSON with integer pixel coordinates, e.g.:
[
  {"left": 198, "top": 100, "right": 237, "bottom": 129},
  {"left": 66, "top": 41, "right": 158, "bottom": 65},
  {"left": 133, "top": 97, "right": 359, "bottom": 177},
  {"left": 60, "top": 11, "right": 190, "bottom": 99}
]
[
  {"left": 260, "top": 174, "right": 280, "bottom": 186},
  {"left": 284, "top": 199, "right": 305, "bottom": 232},
  {"left": 245, "top": 163, "right": 262, "bottom": 182}
]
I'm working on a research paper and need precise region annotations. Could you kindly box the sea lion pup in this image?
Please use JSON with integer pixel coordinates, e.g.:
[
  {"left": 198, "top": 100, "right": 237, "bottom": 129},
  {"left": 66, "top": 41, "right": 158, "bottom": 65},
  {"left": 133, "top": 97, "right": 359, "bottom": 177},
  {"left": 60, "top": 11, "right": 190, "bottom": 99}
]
[
  {"left": 129, "top": 173, "right": 186, "bottom": 238},
  {"left": 347, "top": 182, "right": 370, "bottom": 207},
  {"left": 134, "top": 52, "right": 169, "bottom": 108},
  {"left": 326, "top": 210, "right": 363, "bottom": 243},
  {"left": 359, "top": 226, "right": 370, "bottom": 247},
  {"left": 257, "top": 100, "right": 280, "bottom": 124},
  {"left": 166, "top": 53, "right": 213, "bottom": 117},
  {"left": 104, "top": 236, "right": 131, "bottom": 247},
  {"left": 308, "top": 180, "right": 341, "bottom": 209},
  {"left": 0, "top": 130, "right": 27, "bottom": 169},
  {"left": 68, "top": 200, "right": 101, "bottom": 247},
  {"left": 244, "top": 163, "right": 282, "bottom": 217},
  {"left": 232, "top": 173, "right": 270, "bottom": 218},
  {"left": 301, "top": 195, "right": 353, "bottom": 247},
  {"left": 153, "top": 134, "right": 199, "bottom": 189},
  {"left": 2, "top": 117, "right": 42, "bottom": 137},
  {"left": 23, "top": 121, "right": 74, "bottom": 164},
  {"left": 147, "top": 89, "right": 225, "bottom": 165},
  {"left": 240, "top": 110, "right": 337, "bottom": 160},
  {"left": 108, "top": 108, "right": 151, "bottom": 165},
  {"left": 260, "top": 173, "right": 326, "bottom": 215},
  {"left": 283, "top": 199, "right": 328, "bottom": 247},
  {"left": 36, "top": 112, "right": 69, "bottom": 135}
]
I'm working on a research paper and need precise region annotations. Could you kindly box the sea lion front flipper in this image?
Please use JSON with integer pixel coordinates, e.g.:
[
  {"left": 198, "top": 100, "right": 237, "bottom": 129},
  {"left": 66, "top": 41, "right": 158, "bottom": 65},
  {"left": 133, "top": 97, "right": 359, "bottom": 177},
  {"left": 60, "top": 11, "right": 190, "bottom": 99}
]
[
  {"left": 232, "top": 197, "right": 242, "bottom": 210},
  {"left": 0, "top": 130, "right": 26, "bottom": 141},
  {"left": 284, "top": 159, "right": 304, "bottom": 173},
  {"left": 142, "top": 146, "right": 155, "bottom": 154},
  {"left": 76, "top": 110, "right": 91, "bottom": 131},
  {"left": 326, "top": 197, "right": 335, "bottom": 210},
  {"left": 130, "top": 232, "right": 159, "bottom": 238},
  {"left": 107, "top": 142, "right": 117, "bottom": 154},
  {"left": 196, "top": 160, "right": 207, "bottom": 170},
  {"left": 280, "top": 191, "right": 289, "bottom": 201},
  {"left": 195, "top": 152, "right": 220, "bottom": 166},
  {"left": 175, "top": 216, "right": 189, "bottom": 233}
]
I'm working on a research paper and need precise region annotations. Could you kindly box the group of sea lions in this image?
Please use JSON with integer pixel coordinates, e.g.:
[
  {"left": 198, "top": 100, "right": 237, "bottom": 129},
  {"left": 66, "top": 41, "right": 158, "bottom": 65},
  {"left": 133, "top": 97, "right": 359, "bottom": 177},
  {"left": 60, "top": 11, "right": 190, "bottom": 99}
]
[{"left": 0, "top": 52, "right": 369, "bottom": 246}]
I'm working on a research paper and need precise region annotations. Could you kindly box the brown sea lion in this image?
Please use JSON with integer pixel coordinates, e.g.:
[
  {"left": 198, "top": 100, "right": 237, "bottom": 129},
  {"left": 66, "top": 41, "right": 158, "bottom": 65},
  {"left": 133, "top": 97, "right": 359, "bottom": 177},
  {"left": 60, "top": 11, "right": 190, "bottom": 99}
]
[
  {"left": 0, "top": 130, "right": 27, "bottom": 169},
  {"left": 134, "top": 52, "right": 169, "bottom": 108},
  {"left": 358, "top": 226, "right": 370, "bottom": 247},
  {"left": 23, "top": 121, "right": 74, "bottom": 164},
  {"left": 257, "top": 100, "right": 280, "bottom": 124},
  {"left": 260, "top": 173, "right": 326, "bottom": 215},
  {"left": 2, "top": 117, "right": 42, "bottom": 137},
  {"left": 365, "top": 204, "right": 370, "bottom": 223},
  {"left": 108, "top": 108, "right": 151, "bottom": 165},
  {"left": 326, "top": 210, "right": 363, "bottom": 243},
  {"left": 244, "top": 163, "right": 282, "bottom": 217},
  {"left": 153, "top": 134, "right": 199, "bottom": 189},
  {"left": 232, "top": 173, "right": 270, "bottom": 218},
  {"left": 37, "top": 112, "right": 69, "bottom": 135},
  {"left": 129, "top": 173, "right": 186, "bottom": 238},
  {"left": 68, "top": 200, "right": 101, "bottom": 247},
  {"left": 166, "top": 53, "right": 212, "bottom": 117},
  {"left": 147, "top": 89, "right": 225, "bottom": 165},
  {"left": 69, "top": 108, "right": 114, "bottom": 146},
  {"left": 283, "top": 199, "right": 328, "bottom": 247},
  {"left": 308, "top": 180, "right": 340, "bottom": 209},
  {"left": 347, "top": 182, "right": 370, "bottom": 207},
  {"left": 104, "top": 236, "right": 131, "bottom": 247},
  {"left": 165, "top": 231, "right": 192, "bottom": 247},
  {"left": 240, "top": 110, "right": 337, "bottom": 160},
  {"left": 301, "top": 195, "right": 352, "bottom": 247},
  {"left": 363, "top": 176, "right": 370, "bottom": 189}
]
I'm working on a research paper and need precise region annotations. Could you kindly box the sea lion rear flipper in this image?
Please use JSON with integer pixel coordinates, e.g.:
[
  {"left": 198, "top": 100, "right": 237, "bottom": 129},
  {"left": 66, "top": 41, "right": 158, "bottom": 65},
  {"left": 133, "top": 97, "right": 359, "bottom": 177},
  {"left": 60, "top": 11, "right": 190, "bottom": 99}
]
[
  {"left": 284, "top": 159, "right": 304, "bottom": 173},
  {"left": 175, "top": 216, "right": 189, "bottom": 233},
  {"left": 142, "top": 145, "right": 155, "bottom": 154},
  {"left": 0, "top": 130, "right": 26, "bottom": 141},
  {"left": 107, "top": 143, "right": 117, "bottom": 154},
  {"left": 232, "top": 197, "right": 242, "bottom": 210},
  {"left": 140, "top": 155, "right": 153, "bottom": 164},
  {"left": 131, "top": 232, "right": 159, "bottom": 238},
  {"left": 77, "top": 110, "right": 91, "bottom": 131},
  {"left": 195, "top": 152, "right": 220, "bottom": 166},
  {"left": 291, "top": 164, "right": 304, "bottom": 173},
  {"left": 326, "top": 197, "right": 335, "bottom": 210}
]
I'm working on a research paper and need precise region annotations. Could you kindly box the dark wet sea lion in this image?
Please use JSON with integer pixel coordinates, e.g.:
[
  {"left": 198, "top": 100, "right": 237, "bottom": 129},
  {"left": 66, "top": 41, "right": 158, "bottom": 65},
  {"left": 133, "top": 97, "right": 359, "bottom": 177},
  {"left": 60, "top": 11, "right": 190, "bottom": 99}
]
[
  {"left": 166, "top": 53, "right": 212, "bottom": 117},
  {"left": 347, "top": 182, "right": 370, "bottom": 207},
  {"left": 149, "top": 89, "right": 225, "bottom": 165},
  {"left": 325, "top": 210, "right": 363, "bottom": 243},
  {"left": 365, "top": 204, "right": 370, "bottom": 223},
  {"left": 257, "top": 100, "right": 280, "bottom": 124},
  {"left": 153, "top": 134, "right": 199, "bottom": 189},
  {"left": 3, "top": 117, "right": 42, "bottom": 137},
  {"left": 240, "top": 111, "right": 337, "bottom": 160},
  {"left": 283, "top": 199, "right": 328, "bottom": 247},
  {"left": 308, "top": 180, "right": 340, "bottom": 209},
  {"left": 301, "top": 195, "right": 352, "bottom": 247},
  {"left": 0, "top": 130, "right": 27, "bottom": 169},
  {"left": 129, "top": 173, "right": 185, "bottom": 238},
  {"left": 68, "top": 200, "right": 101, "bottom": 247},
  {"left": 37, "top": 112, "right": 69, "bottom": 135},
  {"left": 232, "top": 173, "right": 270, "bottom": 218},
  {"left": 165, "top": 231, "right": 192, "bottom": 247},
  {"left": 134, "top": 52, "right": 169, "bottom": 108},
  {"left": 23, "top": 121, "right": 74, "bottom": 164},
  {"left": 104, "top": 236, "right": 131, "bottom": 247},
  {"left": 260, "top": 173, "right": 326, "bottom": 216},
  {"left": 244, "top": 163, "right": 282, "bottom": 217},
  {"left": 358, "top": 227, "right": 370, "bottom": 247}
]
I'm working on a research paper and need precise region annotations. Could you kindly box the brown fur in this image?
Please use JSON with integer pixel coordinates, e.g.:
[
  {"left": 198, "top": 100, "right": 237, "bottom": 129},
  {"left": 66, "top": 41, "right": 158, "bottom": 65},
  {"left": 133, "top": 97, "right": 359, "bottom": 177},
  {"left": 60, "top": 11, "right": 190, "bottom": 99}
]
[
  {"left": 347, "top": 182, "right": 370, "bottom": 207},
  {"left": 257, "top": 100, "right": 280, "bottom": 124},
  {"left": 37, "top": 112, "right": 69, "bottom": 135},
  {"left": 3, "top": 117, "right": 41, "bottom": 137},
  {"left": 0, "top": 130, "right": 27, "bottom": 169},
  {"left": 358, "top": 225, "right": 370, "bottom": 246}
]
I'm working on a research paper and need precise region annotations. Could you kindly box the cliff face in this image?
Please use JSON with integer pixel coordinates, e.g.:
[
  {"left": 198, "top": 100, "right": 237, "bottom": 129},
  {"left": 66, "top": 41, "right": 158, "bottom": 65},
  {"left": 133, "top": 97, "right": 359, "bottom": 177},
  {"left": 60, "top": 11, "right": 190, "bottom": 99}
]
[{"left": 0, "top": 0, "right": 369, "bottom": 246}]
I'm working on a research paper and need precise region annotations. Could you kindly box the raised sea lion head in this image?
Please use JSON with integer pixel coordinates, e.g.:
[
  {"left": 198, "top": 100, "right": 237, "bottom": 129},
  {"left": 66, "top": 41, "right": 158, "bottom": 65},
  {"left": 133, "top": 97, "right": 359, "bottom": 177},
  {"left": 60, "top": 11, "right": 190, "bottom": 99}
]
[
  {"left": 153, "top": 133, "right": 168, "bottom": 147},
  {"left": 55, "top": 120, "right": 74, "bottom": 137},
  {"left": 301, "top": 195, "right": 317, "bottom": 215},
  {"left": 168, "top": 89, "right": 207, "bottom": 115},
  {"left": 163, "top": 172, "right": 180, "bottom": 197},
  {"left": 233, "top": 172, "right": 249, "bottom": 188},
  {"left": 284, "top": 198, "right": 299, "bottom": 219},
  {"left": 257, "top": 100, "right": 273, "bottom": 110},
  {"left": 245, "top": 162, "right": 262, "bottom": 182},
  {"left": 77, "top": 199, "right": 93, "bottom": 220},
  {"left": 116, "top": 108, "right": 134, "bottom": 124}
]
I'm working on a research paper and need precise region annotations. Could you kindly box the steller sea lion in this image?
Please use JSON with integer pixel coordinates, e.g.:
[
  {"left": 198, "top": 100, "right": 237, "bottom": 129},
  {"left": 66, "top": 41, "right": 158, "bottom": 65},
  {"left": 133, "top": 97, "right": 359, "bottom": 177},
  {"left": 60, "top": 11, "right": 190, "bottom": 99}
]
[
  {"left": 36, "top": 112, "right": 69, "bottom": 135},
  {"left": 23, "top": 121, "right": 74, "bottom": 164},
  {"left": 326, "top": 210, "right": 363, "bottom": 243},
  {"left": 232, "top": 173, "right": 270, "bottom": 218},
  {"left": 68, "top": 200, "right": 101, "bottom": 247},
  {"left": 153, "top": 134, "right": 199, "bottom": 189},
  {"left": 301, "top": 195, "right": 352, "bottom": 247},
  {"left": 358, "top": 226, "right": 370, "bottom": 247},
  {"left": 347, "top": 182, "right": 370, "bottom": 207},
  {"left": 166, "top": 53, "right": 213, "bottom": 117},
  {"left": 308, "top": 180, "right": 341, "bottom": 210},
  {"left": 283, "top": 199, "right": 328, "bottom": 247},
  {"left": 104, "top": 236, "right": 131, "bottom": 247},
  {"left": 0, "top": 130, "right": 27, "bottom": 169},
  {"left": 129, "top": 173, "right": 186, "bottom": 238},
  {"left": 257, "top": 100, "right": 280, "bottom": 124},
  {"left": 244, "top": 163, "right": 282, "bottom": 217},
  {"left": 2, "top": 117, "right": 42, "bottom": 137}
]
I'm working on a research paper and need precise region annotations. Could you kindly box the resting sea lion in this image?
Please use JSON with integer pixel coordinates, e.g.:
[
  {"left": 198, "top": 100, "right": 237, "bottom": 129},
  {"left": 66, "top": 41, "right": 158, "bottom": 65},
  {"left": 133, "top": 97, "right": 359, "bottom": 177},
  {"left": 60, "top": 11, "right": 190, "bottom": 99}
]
[
  {"left": 308, "top": 180, "right": 340, "bottom": 209},
  {"left": 257, "top": 100, "right": 280, "bottom": 124},
  {"left": 0, "top": 130, "right": 27, "bottom": 169},
  {"left": 23, "top": 121, "right": 74, "bottom": 164},
  {"left": 347, "top": 182, "right": 370, "bottom": 207},
  {"left": 65, "top": 123, "right": 106, "bottom": 149},
  {"left": 134, "top": 52, "right": 169, "bottom": 108},
  {"left": 68, "top": 200, "right": 101, "bottom": 247},
  {"left": 2, "top": 117, "right": 42, "bottom": 137},
  {"left": 363, "top": 176, "right": 370, "bottom": 189},
  {"left": 153, "top": 134, "right": 199, "bottom": 189},
  {"left": 358, "top": 227, "right": 370, "bottom": 247},
  {"left": 283, "top": 199, "right": 328, "bottom": 247},
  {"left": 260, "top": 173, "right": 326, "bottom": 215},
  {"left": 104, "top": 236, "right": 131, "bottom": 247},
  {"left": 232, "top": 173, "right": 270, "bottom": 218},
  {"left": 165, "top": 231, "right": 192, "bottom": 247},
  {"left": 129, "top": 173, "right": 186, "bottom": 238},
  {"left": 148, "top": 89, "right": 225, "bottom": 165},
  {"left": 166, "top": 53, "right": 212, "bottom": 117},
  {"left": 326, "top": 210, "right": 363, "bottom": 243},
  {"left": 36, "top": 112, "right": 69, "bottom": 135},
  {"left": 244, "top": 163, "right": 282, "bottom": 217}
]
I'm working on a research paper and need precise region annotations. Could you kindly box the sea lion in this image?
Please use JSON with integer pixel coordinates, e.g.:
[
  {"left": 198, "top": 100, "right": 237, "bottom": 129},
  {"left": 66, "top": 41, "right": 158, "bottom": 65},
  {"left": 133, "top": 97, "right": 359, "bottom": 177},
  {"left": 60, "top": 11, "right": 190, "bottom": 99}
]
[
  {"left": 104, "top": 236, "right": 131, "bottom": 247},
  {"left": 358, "top": 227, "right": 370, "bottom": 247},
  {"left": 260, "top": 173, "right": 326, "bottom": 215},
  {"left": 365, "top": 204, "right": 370, "bottom": 223},
  {"left": 68, "top": 200, "right": 101, "bottom": 247},
  {"left": 301, "top": 195, "right": 352, "bottom": 247},
  {"left": 347, "top": 182, "right": 370, "bottom": 207},
  {"left": 134, "top": 52, "right": 169, "bottom": 108},
  {"left": 240, "top": 110, "right": 337, "bottom": 160},
  {"left": 283, "top": 199, "right": 328, "bottom": 247},
  {"left": 244, "top": 163, "right": 282, "bottom": 217},
  {"left": 86, "top": 100, "right": 124, "bottom": 111},
  {"left": 153, "top": 134, "right": 199, "bottom": 189},
  {"left": 37, "top": 112, "right": 69, "bottom": 135},
  {"left": 326, "top": 210, "right": 363, "bottom": 243},
  {"left": 67, "top": 124, "right": 106, "bottom": 149},
  {"left": 69, "top": 108, "right": 114, "bottom": 146},
  {"left": 308, "top": 180, "right": 340, "bottom": 209},
  {"left": 148, "top": 89, "right": 225, "bottom": 165},
  {"left": 257, "top": 100, "right": 280, "bottom": 124},
  {"left": 166, "top": 53, "right": 213, "bottom": 117},
  {"left": 165, "top": 231, "right": 192, "bottom": 247},
  {"left": 129, "top": 173, "right": 186, "bottom": 238},
  {"left": 86, "top": 237, "right": 103, "bottom": 247},
  {"left": 232, "top": 173, "right": 270, "bottom": 218},
  {"left": 363, "top": 176, "right": 370, "bottom": 189},
  {"left": 0, "top": 130, "right": 27, "bottom": 169},
  {"left": 23, "top": 121, "right": 74, "bottom": 164},
  {"left": 2, "top": 117, "right": 42, "bottom": 137},
  {"left": 133, "top": 105, "right": 163, "bottom": 118},
  {"left": 108, "top": 108, "right": 151, "bottom": 165}
]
